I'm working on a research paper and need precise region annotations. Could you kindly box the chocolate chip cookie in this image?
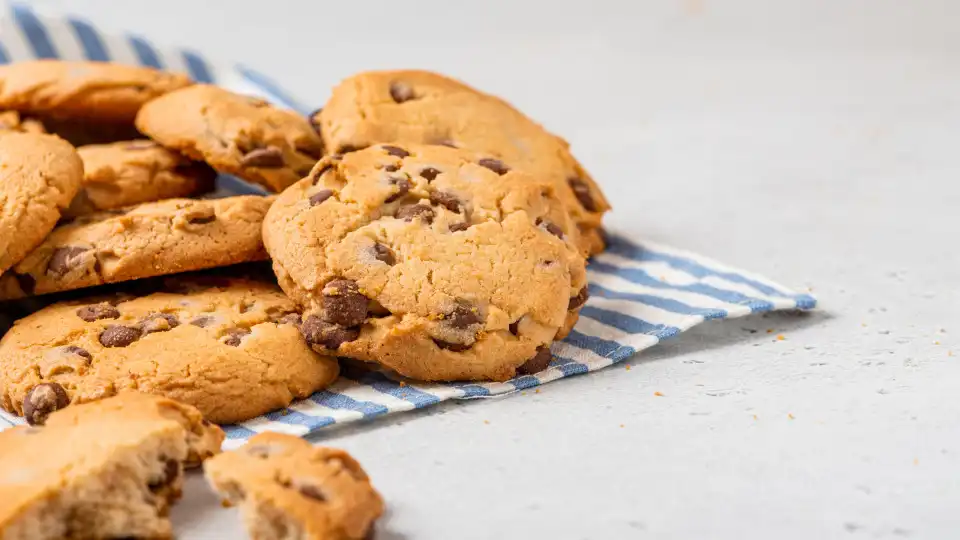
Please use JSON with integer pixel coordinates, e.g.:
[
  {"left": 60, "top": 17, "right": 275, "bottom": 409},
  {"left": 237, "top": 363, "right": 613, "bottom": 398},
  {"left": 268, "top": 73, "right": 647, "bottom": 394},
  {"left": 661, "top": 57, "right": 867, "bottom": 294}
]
[
  {"left": 0, "top": 195, "right": 271, "bottom": 300},
  {"left": 0, "top": 132, "right": 84, "bottom": 275},
  {"left": 263, "top": 144, "right": 588, "bottom": 382},
  {"left": 315, "top": 70, "right": 610, "bottom": 255},
  {"left": 204, "top": 432, "right": 383, "bottom": 540},
  {"left": 0, "top": 60, "right": 192, "bottom": 123},
  {"left": 136, "top": 85, "right": 323, "bottom": 192},
  {"left": 0, "top": 392, "right": 222, "bottom": 540},
  {"left": 0, "top": 276, "right": 339, "bottom": 424},
  {"left": 67, "top": 140, "right": 216, "bottom": 216}
]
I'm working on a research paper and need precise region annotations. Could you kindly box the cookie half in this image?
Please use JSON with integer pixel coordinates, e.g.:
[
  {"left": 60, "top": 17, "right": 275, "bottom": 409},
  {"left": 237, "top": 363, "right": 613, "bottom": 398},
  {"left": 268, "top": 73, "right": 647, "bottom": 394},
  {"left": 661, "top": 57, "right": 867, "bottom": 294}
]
[
  {"left": 0, "top": 276, "right": 339, "bottom": 424},
  {"left": 0, "top": 132, "right": 84, "bottom": 275},
  {"left": 0, "top": 60, "right": 192, "bottom": 123},
  {"left": 264, "top": 144, "right": 588, "bottom": 382},
  {"left": 67, "top": 140, "right": 216, "bottom": 216},
  {"left": 0, "top": 195, "right": 271, "bottom": 300},
  {"left": 204, "top": 432, "right": 383, "bottom": 540},
  {"left": 316, "top": 70, "right": 610, "bottom": 255},
  {"left": 136, "top": 85, "right": 323, "bottom": 192},
  {"left": 0, "top": 392, "right": 223, "bottom": 540}
]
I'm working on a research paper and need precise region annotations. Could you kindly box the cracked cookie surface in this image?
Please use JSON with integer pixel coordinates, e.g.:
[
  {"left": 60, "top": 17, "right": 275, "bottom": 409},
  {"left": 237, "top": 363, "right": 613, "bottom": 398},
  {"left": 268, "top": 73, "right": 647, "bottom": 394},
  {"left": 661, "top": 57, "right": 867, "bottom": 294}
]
[
  {"left": 263, "top": 144, "right": 588, "bottom": 382},
  {"left": 316, "top": 69, "right": 610, "bottom": 255},
  {"left": 0, "top": 276, "right": 339, "bottom": 424},
  {"left": 136, "top": 85, "right": 323, "bottom": 192},
  {"left": 0, "top": 60, "right": 192, "bottom": 123},
  {"left": 68, "top": 139, "right": 216, "bottom": 216},
  {"left": 0, "top": 392, "right": 223, "bottom": 540},
  {"left": 204, "top": 432, "right": 383, "bottom": 540},
  {"left": 0, "top": 132, "right": 84, "bottom": 275},
  {"left": 0, "top": 195, "right": 271, "bottom": 300}
]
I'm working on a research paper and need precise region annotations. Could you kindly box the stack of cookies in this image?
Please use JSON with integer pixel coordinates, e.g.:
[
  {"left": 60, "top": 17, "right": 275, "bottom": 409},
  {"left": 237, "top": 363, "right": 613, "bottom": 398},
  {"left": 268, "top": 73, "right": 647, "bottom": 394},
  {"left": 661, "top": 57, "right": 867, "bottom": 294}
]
[{"left": 0, "top": 60, "right": 610, "bottom": 430}]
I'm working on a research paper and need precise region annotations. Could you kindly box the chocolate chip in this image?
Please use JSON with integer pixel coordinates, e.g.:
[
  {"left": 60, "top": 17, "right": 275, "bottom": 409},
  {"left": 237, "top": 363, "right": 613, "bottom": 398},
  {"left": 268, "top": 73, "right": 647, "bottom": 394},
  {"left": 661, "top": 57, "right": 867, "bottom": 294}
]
[
  {"left": 381, "top": 145, "right": 409, "bottom": 158},
  {"left": 385, "top": 176, "right": 411, "bottom": 203},
  {"left": 14, "top": 273, "right": 35, "bottom": 295},
  {"left": 240, "top": 146, "right": 284, "bottom": 168},
  {"left": 190, "top": 316, "right": 215, "bottom": 328},
  {"left": 311, "top": 162, "right": 333, "bottom": 184},
  {"left": 300, "top": 315, "right": 359, "bottom": 350},
  {"left": 275, "top": 313, "right": 302, "bottom": 326},
  {"left": 76, "top": 303, "right": 120, "bottom": 322},
  {"left": 61, "top": 345, "right": 92, "bottom": 361},
  {"left": 568, "top": 286, "right": 589, "bottom": 310},
  {"left": 449, "top": 222, "right": 469, "bottom": 232},
  {"left": 517, "top": 346, "right": 553, "bottom": 374},
  {"left": 419, "top": 167, "right": 441, "bottom": 182},
  {"left": 139, "top": 313, "right": 179, "bottom": 335},
  {"left": 478, "top": 158, "right": 509, "bottom": 175},
  {"left": 389, "top": 81, "right": 415, "bottom": 103},
  {"left": 433, "top": 339, "right": 471, "bottom": 352},
  {"left": 47, "top": 247, "right": 88, "bottom": 277},
  {"left": 509, "top": 320, "right": 520, "bottom": 336},
  {"left": 187, "top": 215, "right": 216, "bottom": 225},
  {"left": 429, "top": 191, "right": 462, "bottom": 213},
  {"left": 22, "top": 383, "right": 69, "bottom": 426},
  {"left": 309, "top": 189, "right": 334, "bottom": 206},
  {"left": 307, "top": 107, "right": 322, "bottom": 135},
  {"left": 382, "top": 164, "right": 399, "bottom": 173},
  {"left": 373, "top": 243, "right": 395, "bottom": 265},
  {"left": 124, "top": 140, "right": 158, "bottom": 150},
  {"left": 536, "top": 218, "right": 564, "bottom": 238},
  {"left": 222, "top": 328, "right": 251, "bottom": 347},
  {"left": 150, "top": 459, "right": 180, "bottom": 492},
  {"left": 445, "top": 300, "right": 481, "bottom": 329},
  {"left": 568, "top": 178, "right": 597, "bottom": 211},
  {"left": 396, "top": 204, "right": 434, "bottom": 224},
  {"left": 99, "top": 325, "right": 141, "bottom": 348},
  {"left": 322, "top": 279, "right": 368, "bottom": 327}
]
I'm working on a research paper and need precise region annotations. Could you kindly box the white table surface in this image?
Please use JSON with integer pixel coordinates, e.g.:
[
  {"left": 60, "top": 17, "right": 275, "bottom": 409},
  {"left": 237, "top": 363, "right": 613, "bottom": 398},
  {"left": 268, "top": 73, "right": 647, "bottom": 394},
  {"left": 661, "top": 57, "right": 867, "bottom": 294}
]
[{"left": 27, "top": 0, "right": 960, "bottom": 538}]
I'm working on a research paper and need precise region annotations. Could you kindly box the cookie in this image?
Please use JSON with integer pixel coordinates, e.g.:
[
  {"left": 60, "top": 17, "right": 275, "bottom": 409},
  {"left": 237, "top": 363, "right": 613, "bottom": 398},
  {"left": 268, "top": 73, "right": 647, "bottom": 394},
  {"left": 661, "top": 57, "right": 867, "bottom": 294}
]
[
  {"left": 67, "top": 140, "right": 216, "bottom": 216},
  {"left": 315, "top": 70, "right": 610, "bottom": 255},
  {"left": 0, "top": 195, "right": 272, "bottom": 300},
  {"left": 0, "top": 275, "right": 340, "bottom": 424},
  {"left": 204, "top": 432, "right": 383, "bottom": 540},
  {"left": 0, "top": 392, "right": 223, "bottom": 540},
  {"left": 0, "top": 60, "right": 192, "bottom": 123},
  {"left": 0, "top": 132, "right": 84, "bottom": 275},
  {"left": 136, "top": 85, "right": 323, "bottom": 192},
  {"left": 0, "top": 110, "right": 45, "bottom": 134},
  {"left": 263, "top": 144, "right": 588, "bottom": 381}
]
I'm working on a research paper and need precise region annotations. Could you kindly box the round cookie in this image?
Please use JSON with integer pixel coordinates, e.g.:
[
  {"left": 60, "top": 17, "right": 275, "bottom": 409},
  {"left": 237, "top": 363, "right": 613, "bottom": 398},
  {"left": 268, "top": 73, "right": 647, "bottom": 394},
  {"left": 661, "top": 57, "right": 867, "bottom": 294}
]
[
  {"left": 0, "top": 132, "right": 84, "bottom": 275},
  {"left": 0, "top": 195, "right": 272, "bottom": 300},
  {"left": 315, "top": 70, "right": 610, "bottom": 255},
  {"left": 0, "top": 60, "right": 192, "bottom": 123},
  {"left": 204, "top": 432, "right": 383, "bottom": 540},
  {"left": 136, "top": 85, "right": 323, "bottom": 192},
  {"left": 263, "top": 144, "right": 588, "bottom": 382},
  {"left": 67, "top": 140, "right": 216, "bottom": 216},
  {"left": 0, "top": 276, "right": 340, "bottom": 424},
  {"left": 0, "top": 110, "right": 46, "bottom": 133}
]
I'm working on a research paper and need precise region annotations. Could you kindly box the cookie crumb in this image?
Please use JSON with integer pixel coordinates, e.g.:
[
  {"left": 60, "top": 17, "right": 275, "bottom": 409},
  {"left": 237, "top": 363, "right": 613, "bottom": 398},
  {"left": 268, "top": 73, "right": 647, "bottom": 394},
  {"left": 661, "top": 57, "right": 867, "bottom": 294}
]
[{"left": 653, "top": 391, "right": 664, "bottom": 397}]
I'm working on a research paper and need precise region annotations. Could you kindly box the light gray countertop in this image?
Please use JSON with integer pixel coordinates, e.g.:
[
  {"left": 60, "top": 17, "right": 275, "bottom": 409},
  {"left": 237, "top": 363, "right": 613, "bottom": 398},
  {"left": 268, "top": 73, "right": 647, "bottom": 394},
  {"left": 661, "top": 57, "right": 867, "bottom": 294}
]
[{"left": 27, "top": 0, "right": 960, "bottom": 538}]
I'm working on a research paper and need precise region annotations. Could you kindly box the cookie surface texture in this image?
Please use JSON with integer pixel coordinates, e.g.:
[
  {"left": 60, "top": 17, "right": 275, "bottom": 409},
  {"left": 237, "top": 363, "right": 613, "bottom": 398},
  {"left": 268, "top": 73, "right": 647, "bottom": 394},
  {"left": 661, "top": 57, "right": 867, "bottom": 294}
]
[
  {"left": 0, "top": 392, "right": 223, "bottom": 540},
  {"left": 0, "top": 276, "right": 339, "bottom": 424},
  {"left": 0, "top": 132, "right": 84, "bottom": 275},
  {"left": 68, "top": 139, "right": 215, "bottom": 216},
  {"left": 0, "top": 60, "right": 191, "bottom": 123},
  {"left": 263, "top": 144, "right": 588, "bottom": 382},
  {"left": 204, "top": 432, "right": 383, "bottom": 540},
  {"left": 0, "top": 195, "right": 272, "bottom": 299},
  {"left": 316, "top": 70, "right": 609, "bottom": 254},
  {"left": 136, "top": 84, "right": 323, "bottom": 192}
]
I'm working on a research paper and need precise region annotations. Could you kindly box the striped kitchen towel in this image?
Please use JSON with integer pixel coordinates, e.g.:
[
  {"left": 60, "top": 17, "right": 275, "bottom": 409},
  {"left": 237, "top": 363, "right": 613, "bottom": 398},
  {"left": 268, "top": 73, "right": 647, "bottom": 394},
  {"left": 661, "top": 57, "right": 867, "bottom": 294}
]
[{"left": 0, "top": 3, "right": 816, "bottom": 447}]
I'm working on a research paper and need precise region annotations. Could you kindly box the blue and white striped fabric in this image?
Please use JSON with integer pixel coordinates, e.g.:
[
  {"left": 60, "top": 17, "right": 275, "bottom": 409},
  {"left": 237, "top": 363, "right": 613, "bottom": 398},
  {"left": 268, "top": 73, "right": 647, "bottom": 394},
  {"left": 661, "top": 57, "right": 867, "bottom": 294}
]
[{"left": 0, "top": 3, "right": 816, "bottom": 447}]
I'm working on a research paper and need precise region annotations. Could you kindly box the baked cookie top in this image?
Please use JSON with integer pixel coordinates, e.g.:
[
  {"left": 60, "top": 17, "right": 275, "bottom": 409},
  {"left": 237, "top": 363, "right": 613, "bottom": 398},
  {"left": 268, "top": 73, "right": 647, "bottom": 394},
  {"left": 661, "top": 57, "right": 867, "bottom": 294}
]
[
  {"left": 204, "top": 432, "right": 383, "bottom": 540},
  {"left": 0, "top": 276, "right": 339, "bottom": 424},
  {"left": 68, "top": 139, "right": 216, "bottom": 216},
  {"left": 315, "top": 69, "right": 609, "bottom": 254},
  {"left": 136, "top": 85, "right": 323, "bottom": 192},
  {"left": 0, "top": 195, "right": 272, "bottom": 300},
  {"left": 0, "top": 131, "right": 84, "bottom": 275},
  {"left": 0, "top": 392, "right": 223, "bottom": 540},
  {"left": 0, "top": 60, "right": 192, "bottom": 123},
  {"left": 263, "top": 144, "right": 588, "bottom": 382}
]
